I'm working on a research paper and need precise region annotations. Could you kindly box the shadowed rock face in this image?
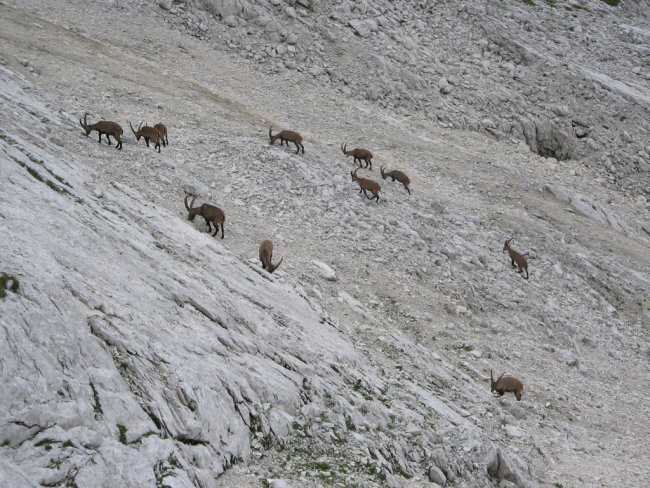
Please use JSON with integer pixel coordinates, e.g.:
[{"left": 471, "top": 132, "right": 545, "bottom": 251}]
[
  {"left": 179, "top": 0, "right": 650, "bottom": 195},
  {"left": 520, "top": 118, "right": 574, "bottom": 161}
]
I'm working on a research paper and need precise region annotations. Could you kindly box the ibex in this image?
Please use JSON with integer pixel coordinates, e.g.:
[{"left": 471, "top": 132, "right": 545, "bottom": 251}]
[
  {"left": 490, "top": 370, "right": 524, "bottom": 401},
  {"left": 503, "top": 238, "right": 529, "bottom": 279},
  {"left": 380, "top": 166, "right": 411, "bottom": 194},
  {"left": 129, "top": 121, "right": 162, "bottom": 153},
  {"left": 79, "top": 113, "right": 123, "bottom": 149},
  {"left": 184, "top": 195, "right": 225, "bottom": 239},
  {"left": 351, "top": 167, "right": 380, "bottom": 202},
  {"left": 154, "top": 123, "right": 168, "bottom": 146},
  {"left": 259, "top": 240, "right": 283, "bottom": 273},
  {"left": 269, "top": 127, "right": 304, "bottom": 154},
  {"left": 341, "top": 143, "right": 373, "bottom": 170}
]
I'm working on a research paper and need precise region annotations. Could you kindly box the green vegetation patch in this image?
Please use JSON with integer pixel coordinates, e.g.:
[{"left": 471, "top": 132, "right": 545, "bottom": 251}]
[
  {"left": 117, "top": 424, "right": 128, "bottom": 445},
  {"left": 0, "top": 273, "right": 20, "bottom": 298},
  {"left": 600, "top": 0, "right": 620, "bottom": 5},
  {"left": 90, "top": 381, "right": 103, "bottom": 419},
  {"left": 35, "top": 438, "right": 57, "bottom": 449},
  {"left": 154, "top": 454, "right": 180, "bottom": 488}
]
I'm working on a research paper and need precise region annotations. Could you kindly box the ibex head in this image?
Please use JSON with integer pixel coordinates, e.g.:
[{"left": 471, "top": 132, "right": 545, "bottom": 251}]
[
  {"left": 184, "top": 195, "right": 200, "bottom": 221},
  {"left": 490, "top": 369, "right": 504, "bottom": 393},
  {"left": 79, "top": 113, "right": 91, "bottom": 136},
  {"left": 129, "top": 121, "right": 143, "bottom": 141}
]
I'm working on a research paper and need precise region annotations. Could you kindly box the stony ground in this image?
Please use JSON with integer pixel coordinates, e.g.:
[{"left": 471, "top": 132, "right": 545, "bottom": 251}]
[{"left": 0, "top": 1, "right": 649, "bottom": 487}]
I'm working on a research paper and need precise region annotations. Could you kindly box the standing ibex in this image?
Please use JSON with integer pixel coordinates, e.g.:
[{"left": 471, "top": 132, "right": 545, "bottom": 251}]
[
  {"left": 269, "top": 127, "right": 304, "bottom": 154},
  {"left": 341, "top": 143, "right": 373, "bottom": 170},
  {"left": 154, "top": 123, "right": 168, "bottom": 146},
  {"left": 129, "top": 121, "right": 162, "bottom": 153},
  {"left": 490, "top": 370, "right": 524, "bottom": 401},
  {"left": 185, "top": 195, "right": 226, "bottom": 239},
  {"left": 79, "top": 113, "right": 123, "bottom": 149},
  {"left": 351, "top": 167, "right": 380, "bottom": 202},
  {"left": 380, "top": 166, "right": 411, "bottom": 194},
  {"left": 503, "top": 238, "right": 529, "bottom": 279},
  {"left": 259, "top": 240, "right": 283, "bottom": 273}
]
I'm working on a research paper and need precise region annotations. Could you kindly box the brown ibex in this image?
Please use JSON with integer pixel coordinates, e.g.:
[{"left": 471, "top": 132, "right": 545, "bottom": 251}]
[
  {"left": 259, "top": 240, "right": 283, "bottom": 273},
  {"left": 129, "top": 121, "right": 162, "bottom": 153},
  {"left": 184, "top": 195, "right": 225, "bottom": 239},
  {"left": 351, "top": 167, "right": 380, "bottom": 202},
  {"left": 154, "top": 123, "right": 168, "bottom": 146},
  {"left": 490, "top": 370, "right": 524, "bottom": 401},
  {"left": 380, "top": 166, "right": 411, "bottom": 194},
  {"left": 503, "top": 238, "right": 529, "bottom": 279},
  {"left": 341, "top": 143, "right": 373, "bottom": 170},
  {"left": 269, "top": 127, "right": 304, "bottom": 154},
  {"left": 79, "top": 113, "right": 123, "bottom": 149}
]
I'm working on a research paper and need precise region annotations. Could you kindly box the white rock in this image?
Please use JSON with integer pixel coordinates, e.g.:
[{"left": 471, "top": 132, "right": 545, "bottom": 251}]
[
  {"left": 312, "top": 260, "right": 337, "bottom": 281},
  {"left": 438, "top": 77, "right": 452, "bottom": 94},
  {"left": 428, "top": 465, "right": 447, "bottom": 485},
  {"left": 223, "top": 15, "right": 238, "bottom": 27}
]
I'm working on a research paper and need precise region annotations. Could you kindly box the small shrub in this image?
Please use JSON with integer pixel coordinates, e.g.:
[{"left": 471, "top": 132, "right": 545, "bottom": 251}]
[
  {"left": 35, "top": 438, "right": 56, "bottom": 449},
  {"left": 0, "top": 273, "right": 19, "bottom": 298},
  {"left": 600, "top": 0, "right": 620, "bottom": 5},
  {"left": 117, "top": 424, "right": 128, "bottom": 445},
  {"left": 90, "top": 382, "right": 103, "bottom": 419}
]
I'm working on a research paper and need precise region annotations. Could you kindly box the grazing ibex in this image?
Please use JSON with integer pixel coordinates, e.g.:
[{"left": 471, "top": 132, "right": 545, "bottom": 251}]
[
  {"left": 490, "top": 369, "right": 524, "bottom": 401},
  {"left": 154, "top": 123, "right": 168, "bottom": 146},
  {"left": 341, "top": 143, "right": 373, "bottom": 170},
  {"left": 184, "top": 195, "right": 225, "bottom": 239},
  {"left": 503, "top": 238, "right": 529, "bottom": 279},
  {"left": 351, "top": 167, "right": 380, "bottom": 202},
  {"left": 129, "top": 121, "right": 162, "bottom": 153},
  {"left": 380, "top": 166, "right": 411, "bottom": 194},
  {"left": 259, "top": 240, "right": 283, "bottom": 273},
  {"left": 79, "top": 113, "right": 123, "bottom": 149},
  {"left": 269, "top": 127, "right": 304, "bottom": 154}
]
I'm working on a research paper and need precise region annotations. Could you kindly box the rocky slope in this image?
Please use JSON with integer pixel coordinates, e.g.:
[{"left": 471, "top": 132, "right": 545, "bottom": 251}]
[
  {"left": 158, "top": 0, "right": 650, "bottom": 197},
  {"left": 1, "top": 1, "right": 649, "bottom": 488}
]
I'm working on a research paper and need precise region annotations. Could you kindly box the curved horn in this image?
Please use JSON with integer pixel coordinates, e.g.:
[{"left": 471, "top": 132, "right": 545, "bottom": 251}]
[
  {"left": 270, "top": 256, "right": 284, "bottom": 273},
  {"left": 138, "top": 121, "right": 144, "bottom": 131},
  {"left": 79, "top": 113, "right": 89, "bottom": 129},
  {"left": 380, "top": 166, "right": 385, "bottom": 178},
  {"left": 129, "top": 121, "right": 138, "bottom": 136},
  {"left": 490, "top": 369, "right": 494, "bottom": 382},
  {"left": 268, "top": 126, "right": 273, "bottom": 140}
]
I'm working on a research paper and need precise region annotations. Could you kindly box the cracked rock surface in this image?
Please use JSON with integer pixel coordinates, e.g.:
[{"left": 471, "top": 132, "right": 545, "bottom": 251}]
[{"left": 1, "top": 1, "right": 649, "bottom": 487}]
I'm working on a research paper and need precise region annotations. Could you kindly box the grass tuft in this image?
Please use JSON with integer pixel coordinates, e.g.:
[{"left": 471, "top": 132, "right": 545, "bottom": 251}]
[{"left": 0, "top": 273, "right": 20, "bottom": 298}]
